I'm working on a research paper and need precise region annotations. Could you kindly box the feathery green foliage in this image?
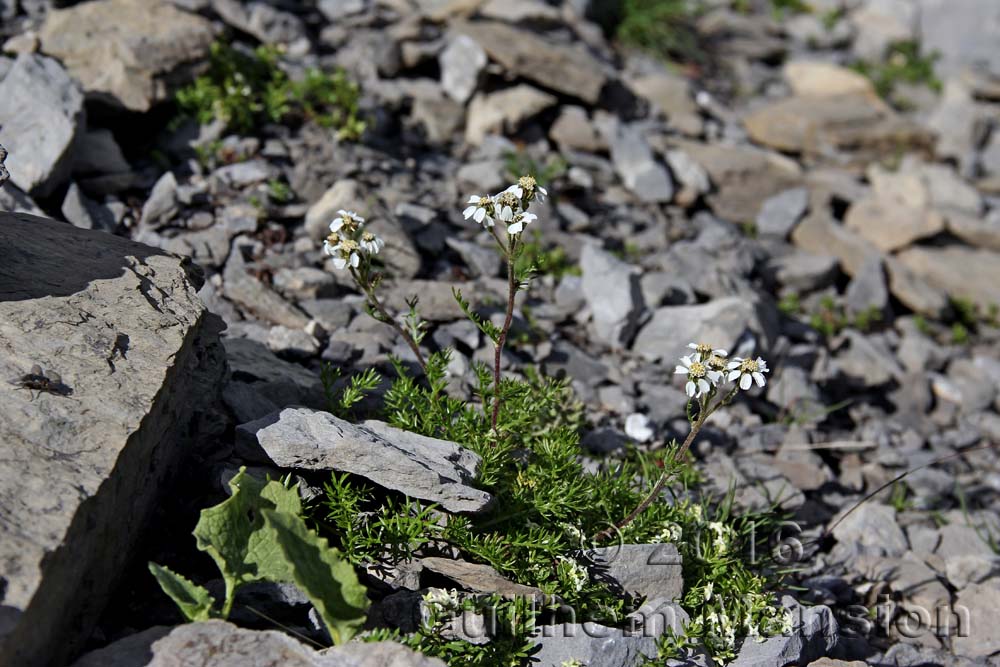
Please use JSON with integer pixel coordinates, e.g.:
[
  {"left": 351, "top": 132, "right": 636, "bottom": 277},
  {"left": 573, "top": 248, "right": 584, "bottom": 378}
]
[{"left": 176, "top": 41, "right": 364, "bottom": 139}]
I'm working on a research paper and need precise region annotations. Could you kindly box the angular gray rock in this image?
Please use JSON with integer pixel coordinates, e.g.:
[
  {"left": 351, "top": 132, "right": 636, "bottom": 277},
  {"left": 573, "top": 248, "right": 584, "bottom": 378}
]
[
  {"left": 439, "top": 34, "right": 487, "bottom": 103},
  {"left": 0, "top": 53, "right": 85, "bottom": 197},
  {"left": 633, "top": 296, "right": 777, "bottom": 362},
  {"left": 223, "top": 240, "right": 311, "bottom": 328},
  {"left": 730, "top": 602, "right": 838, "bottom": 667},
  {"left": 530, "top": 622, "right": 658, "bottom": 667},
  {"left": 465, "top": 85, "right": 557, "bottom": 145},
  {"left": 588, "top": 544, "right": 684, "bottom": 600},
  {"left": 38, "top": 0, "right": 215, "bottom": 111},
  {"left": 237, "top": 408, "right": 493, "bottom": 513},
  {"left": 599, "top": 119, "right": 674, "bottom": 203},
  {"left": 830, "top": 503, "right": 908, "bottom": 558},
  {"left": 0, "top": 212, "right": 225, "bottom": 667},
  {"left": 211, "top": 0, "right": 305, "bottom": 44},
  {"left": 756, "top": 187, "right": 809, "bottom": 240},
  {"left": 70, "top": 626, "right": 172, "bottom": 667},
  {"left": 455, "top": 20, "right": 607, "bottom": 104},
  {"left": 581, "top": 244, "right": 644, "bottom": 349},
  {"left": 62, "top": 182, "right": 118, "bottom": 233},
  {"left": 894, "top": 246, "right": 1000, "bottom": 311},
  {"left": 144, "top": 621, "right": 446, "bottom": 667},
  {"left": 419, "top": 557, "right": 544, "bottom": 598}
]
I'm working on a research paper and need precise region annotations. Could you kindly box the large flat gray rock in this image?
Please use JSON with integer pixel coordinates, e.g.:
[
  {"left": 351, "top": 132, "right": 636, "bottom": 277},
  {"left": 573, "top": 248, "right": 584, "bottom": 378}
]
[
  {"left": 97, "top": 621, "right": 447, "bottom": 667},
  {"left": 237, "top": 408, "right": 493, "bottom": 513},
  {"left": 0, "top": 213, "right": 225, "bottom": 666}
]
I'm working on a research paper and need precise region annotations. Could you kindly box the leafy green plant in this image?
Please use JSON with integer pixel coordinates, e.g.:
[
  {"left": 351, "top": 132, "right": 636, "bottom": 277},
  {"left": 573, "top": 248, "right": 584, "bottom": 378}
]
[
  {"left": 321, "top": 364, "right": 382, "bottom": 418},
  {"left": 150, "top": 468, "right": 369, "bottom": 644},
  {"left": 616, "top": 0, "right": 706, "bottom": 64},
  {"left": 176, "top": 41, "right": 364, "bottom": 139},
  {"left": 312, "top": 176, "right": 791, "bottom": 663},
  {"left": 851, "top": 40, "right": 941, "bottom": 106}
]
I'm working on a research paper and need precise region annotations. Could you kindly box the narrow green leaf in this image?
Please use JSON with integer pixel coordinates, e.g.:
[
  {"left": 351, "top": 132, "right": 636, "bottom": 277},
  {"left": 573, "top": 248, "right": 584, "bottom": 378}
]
[
  {"left": 260, "top": 508, "right": 370, "bottom": 644},
  {"left": 148, "top": 562, "right": 215, "bottom": 622}
]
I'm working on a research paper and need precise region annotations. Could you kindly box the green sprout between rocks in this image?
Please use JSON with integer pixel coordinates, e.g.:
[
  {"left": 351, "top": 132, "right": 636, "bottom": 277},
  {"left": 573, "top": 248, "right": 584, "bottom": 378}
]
[
  {"left": 149, "top": 469, "right": 368, "bottom": 644},
  {"left": 615, "top": 0, "right": 707, "bottom": 65},
  {"left": 176, "top": 41, "right": 365, "bottom": 139},
  {"left": 314, "top": 178, "right": 791, "bottom": 663},
  {"left": 850, "top": 40, "right": 941, "bottom": 108}
]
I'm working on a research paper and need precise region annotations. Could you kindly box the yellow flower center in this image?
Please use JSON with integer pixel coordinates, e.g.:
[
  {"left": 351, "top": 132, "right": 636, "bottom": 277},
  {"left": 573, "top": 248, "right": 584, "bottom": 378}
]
[
  {"left": 519, "top": 175, "right": 536, "bottom": 191},
  {"left": 326, "top": 232, "right": 340, "bottom": 245},
  {"left": 707, "top": 355, "right": 726, "bottom": 370},
  {"left": 497, "top": 192, "right": 519, "bottom": 209},
  {"left": 362, "top": 231, "right": 375, "bottom": 242},
  {"left": 695, "top": 343, "right": 713, "bottom": 356},
  {"left": 339, "top": 239, "right": 359, "bottom": 252},
  {"left": 689, "top": 361, "right": 706, "bottom": 377},
  {"left": 478, "top": 196, "right": 491, "bottom": 208},
  {"left": 740, "top": 359, "right": 759, "bottom": 373}
]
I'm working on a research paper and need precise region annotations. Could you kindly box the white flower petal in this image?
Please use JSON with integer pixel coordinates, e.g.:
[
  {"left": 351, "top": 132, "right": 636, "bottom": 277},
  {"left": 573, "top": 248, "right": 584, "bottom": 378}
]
[
  {"left": 463, "top": 206, "right": 477, "bottom": 219},
  {"left": 674, "top": 366, "right": 688, "bottom": 375},
  {"left": 333, "top": 257, "right": 347, "bottom": 270},
  {"left": 330, "top": 218, "right": 344, "bottom": 232},
  {"left": 467, "top": 195, "right": 480, "bottom": 203},
  {"left": 685, "top": 381, "right": 696, "bottom": 397},
  {"left": 350, "top": 252, "right": 360, "bottom": 268},
  {"left": 508, "top": 221, "right": 523, "bottom": 235},
  {"left": 697, "top": 378, "right": 710, "bottom": 395},
  {"left": 474, "top": 208, "right": 487, "bottom": 223},
  {"left": 727, "top": 370, "right": 740, "bottom": 382},
  {"left": 740, "top": 374, "right": 752, "bottom": 390},
  {"left": 753, "top": 372, "right": 765, "bottom": 387}
]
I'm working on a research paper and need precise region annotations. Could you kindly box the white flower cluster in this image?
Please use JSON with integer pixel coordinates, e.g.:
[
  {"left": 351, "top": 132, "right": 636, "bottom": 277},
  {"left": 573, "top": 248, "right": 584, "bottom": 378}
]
[
  {"left": 556, "top": 556, "right": 590, "bottom": 594},
  {"left": 463, "top": 175, "right": 547, "bottom": 236},
  {"left": 652, "top": 521, "right": 683, "bottom": 544},
  {"left": 674, "top": 342, "right": 769, "bottom": 398},
  {"left": 421, "top": 588, "right": 462, "bottom": 617},
  {"left": 323, "top": 209, "right": 385, "bottom": 270}
]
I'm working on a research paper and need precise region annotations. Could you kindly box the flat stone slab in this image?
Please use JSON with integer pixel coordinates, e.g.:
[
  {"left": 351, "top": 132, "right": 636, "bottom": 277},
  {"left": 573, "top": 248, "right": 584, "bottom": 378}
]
[
  {"left": 71, "top": 621, "right": 447, "bottom": 667},
  {"left": 587, "top": 544, "right": 684, "bottom": 600},
  {"left": 237, "top": 408, "right": 493, "bottom": 514},
  {"left": 0, "top": 212, "right": 224, "bottom": 666},
  {"left": 420, "top": 557, "right": 544, "bottom": 599}
]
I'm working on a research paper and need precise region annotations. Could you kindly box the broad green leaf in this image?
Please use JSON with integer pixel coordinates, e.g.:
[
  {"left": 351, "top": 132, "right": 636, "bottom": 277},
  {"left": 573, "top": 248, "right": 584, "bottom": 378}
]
[
  {"left": 260, "top": 508, "right": 369, "bottom": 644},
  {"left": 148, "top": 562, "right": 215, "bottom": 621},
  {"left": 192, "top": 468, "right": 302, "bottom": 608}
]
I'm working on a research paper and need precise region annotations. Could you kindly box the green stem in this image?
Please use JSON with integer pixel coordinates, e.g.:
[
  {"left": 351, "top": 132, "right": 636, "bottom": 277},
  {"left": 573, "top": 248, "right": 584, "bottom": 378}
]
[
  {"left": 350, "top": 267, "right": 428, "bottom": 374},
  {"left": 491, "top": 236, "right": 518, "bottom": 434},
  {"left": 590, "top": 414, "right": 707, "bottom": 544}
]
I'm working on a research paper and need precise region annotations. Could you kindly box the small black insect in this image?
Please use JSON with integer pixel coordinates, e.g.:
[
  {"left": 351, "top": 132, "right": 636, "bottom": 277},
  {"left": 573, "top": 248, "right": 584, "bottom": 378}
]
[{"left": 13, "top": 364, "right": 73, "bottom": 398}]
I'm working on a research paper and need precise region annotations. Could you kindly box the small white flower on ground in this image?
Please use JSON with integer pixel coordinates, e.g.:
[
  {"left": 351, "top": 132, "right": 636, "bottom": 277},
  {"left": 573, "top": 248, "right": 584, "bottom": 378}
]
[
  {"left": 726, "top": 356, "right": 769, "bottom": 390},
  {"left": 688, "top": 342, "right": 728, "bottom": 359},
  {"left": 504, "top": 182, "right": 524, "bottom": 199},
  {"left": 462, "top": 195, "right": 495, "bottom": 228},
  {"left": 330, "top": 209, "right": 364, "bottom": 233},
  {"left": 506, "top": 211, "right": 536, "bottom": 235},
  {"left": 494, "top": 191, "right": 521, "bottom": 222},
  {"left": 624, "top": 413, "right": 654, "bottom": 442},
  {"left": 330, "top": 238, "right": 361, "bottom": 270},
  {"left": 675, "top": 353, "right": 722, "bottom": 397},
  {"left": 704, "top": 581, "right": 714, "bottom": 601},
  {"left": 359, "top": 231, "right": 384, "bottom": 255}
]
